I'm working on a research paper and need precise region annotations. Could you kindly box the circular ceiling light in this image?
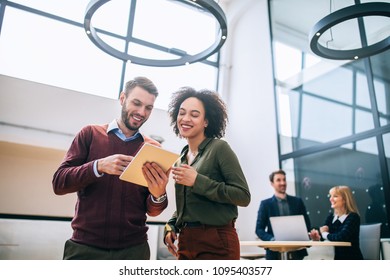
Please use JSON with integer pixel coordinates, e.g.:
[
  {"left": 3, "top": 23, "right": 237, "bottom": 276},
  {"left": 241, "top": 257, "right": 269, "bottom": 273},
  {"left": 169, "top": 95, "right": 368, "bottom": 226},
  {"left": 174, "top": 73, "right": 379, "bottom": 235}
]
[
  {"left": 309, "top": 2, "right": 390, "bottom": 60},
  {"left": 84, "top": 0, "right": 228, "bottom": 67}
]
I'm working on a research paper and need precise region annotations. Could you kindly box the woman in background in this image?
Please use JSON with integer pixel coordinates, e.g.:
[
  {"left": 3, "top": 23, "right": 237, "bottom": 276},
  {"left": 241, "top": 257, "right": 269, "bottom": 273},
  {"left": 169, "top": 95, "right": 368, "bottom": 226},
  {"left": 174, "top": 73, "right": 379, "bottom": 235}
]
[
  {"left": 310, "top": 185, "right": 363, "bottom": 260},
  {"left": 163, "top": 87, "right": 251, "bottom": 260}
]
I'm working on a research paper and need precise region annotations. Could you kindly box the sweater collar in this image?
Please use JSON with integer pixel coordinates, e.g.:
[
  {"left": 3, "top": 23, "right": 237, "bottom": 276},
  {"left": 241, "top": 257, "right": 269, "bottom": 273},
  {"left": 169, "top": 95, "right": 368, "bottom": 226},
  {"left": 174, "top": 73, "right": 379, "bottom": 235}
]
[{"left": 107, "top": 119, "right": 143, "bottom": 142}]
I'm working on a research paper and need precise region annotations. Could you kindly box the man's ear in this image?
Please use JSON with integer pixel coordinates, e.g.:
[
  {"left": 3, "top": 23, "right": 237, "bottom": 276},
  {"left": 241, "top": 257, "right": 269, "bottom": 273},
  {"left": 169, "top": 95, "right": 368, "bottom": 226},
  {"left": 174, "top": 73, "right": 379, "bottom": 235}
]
[{"left": 119, "top": 92, "right": 126, "bottom": 105}]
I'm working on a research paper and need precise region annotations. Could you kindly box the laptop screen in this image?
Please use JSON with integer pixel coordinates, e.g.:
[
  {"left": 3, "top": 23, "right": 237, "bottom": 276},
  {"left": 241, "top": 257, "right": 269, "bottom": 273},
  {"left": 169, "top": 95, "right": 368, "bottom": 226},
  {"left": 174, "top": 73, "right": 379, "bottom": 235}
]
[{"left": 270, "top": 215, "right": 310, "bottom": 241}]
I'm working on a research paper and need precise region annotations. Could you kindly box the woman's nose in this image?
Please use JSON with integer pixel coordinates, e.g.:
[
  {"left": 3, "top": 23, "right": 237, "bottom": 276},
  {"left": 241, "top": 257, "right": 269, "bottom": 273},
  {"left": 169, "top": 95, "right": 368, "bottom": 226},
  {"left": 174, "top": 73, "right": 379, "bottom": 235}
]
[{"left": 182, "top": 114, "right": 190, "bottom": 121}]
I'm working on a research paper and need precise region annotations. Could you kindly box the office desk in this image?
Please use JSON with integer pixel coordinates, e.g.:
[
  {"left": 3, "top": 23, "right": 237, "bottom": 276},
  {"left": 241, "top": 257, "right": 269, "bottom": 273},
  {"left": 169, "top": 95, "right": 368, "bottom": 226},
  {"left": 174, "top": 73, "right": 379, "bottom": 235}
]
[{"left": 240, "top": 240, "right": 351, "bottom": 260}]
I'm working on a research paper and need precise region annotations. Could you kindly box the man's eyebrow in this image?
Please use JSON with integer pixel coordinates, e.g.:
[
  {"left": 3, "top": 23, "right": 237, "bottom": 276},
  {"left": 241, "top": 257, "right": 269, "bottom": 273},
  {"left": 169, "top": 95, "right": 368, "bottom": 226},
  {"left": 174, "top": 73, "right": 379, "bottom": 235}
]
[
  {"left": 132, "top": 98, "right": 153, "bottom": 107},
  {"left": 130, "top": 98, "right": 141, "bottom": 104}
]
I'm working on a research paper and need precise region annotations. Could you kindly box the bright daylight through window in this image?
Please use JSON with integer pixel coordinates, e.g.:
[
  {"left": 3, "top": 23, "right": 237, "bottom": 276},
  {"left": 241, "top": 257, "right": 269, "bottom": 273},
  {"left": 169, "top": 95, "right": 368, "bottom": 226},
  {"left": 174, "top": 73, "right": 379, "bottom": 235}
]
[{"left": 0, "top": 0, "right": 221, "bottom": 110}]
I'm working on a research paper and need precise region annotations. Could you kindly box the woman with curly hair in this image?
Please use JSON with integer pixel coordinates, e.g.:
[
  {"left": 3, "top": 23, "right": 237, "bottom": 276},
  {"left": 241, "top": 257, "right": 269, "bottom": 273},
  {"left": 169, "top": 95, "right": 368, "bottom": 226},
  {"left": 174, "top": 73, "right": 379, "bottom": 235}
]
[{"left": 163, "top": 87, "right": 251, "bottom": 260}]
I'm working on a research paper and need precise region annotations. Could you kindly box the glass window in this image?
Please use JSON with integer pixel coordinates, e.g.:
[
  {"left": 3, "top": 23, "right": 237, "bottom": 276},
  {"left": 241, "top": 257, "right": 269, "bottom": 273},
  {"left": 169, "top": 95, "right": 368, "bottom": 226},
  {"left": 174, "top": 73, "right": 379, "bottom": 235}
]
[
  {"left": 270, "top": 0, "right": 390, "bottom": 238},
  {"left": 282, "top": 138, "right": 387, "bottom": 230},
  {"left": 277, "top": 90, "right": 294, "bottom": 138},
  {"left": 363, "top": 15, "right": 390, "bottom": 46},
  {"left": 300, "top": 95, "right": 352, "bottom": 143},
  {"left": 133, "top": 0, "right": 216, "bottom": 55},
  {"left": 355, "top": 137, "right": 378, "bottom": 155},
  {"left": 356, "top": 71, "right": 371, "bottom": 109},
  {"left": 302, "top": 66, "right": 353, "bottom": 104},
  {"left": 126, "top": 42, "right": 181, "bottom": 60},
  {"left": 304, "top": 52, "right": 321, "bottom": 68},
  {"left": 11, "top": 0, "right": 89, "bottom": 22},
  {"left": 355, "top": 109, "right": 375, "bottom": 134},
  {"left": 0, "top": 1, "right": 220, "bottom": 109},
  {"left": 318, "top": 18, "right": 362, "bottom": 51},
  {"left": 91, "top": 0, "right": 131, "bottom": 36},
  {"left": 276, "top": 88, "right": 298, "bottom": 154},
  {"left": 374, "top": 78, "right": 390, "bottom": 126},
  {"left": 124, "top": 62, "right": 217, "bottom": 110},
  {"left": 273, "top": 41, "right": 302, "bottom": 81},
  {"left": 383, "top": 133, "right": 390, "bottom": 172},
  {"left": 0, "top": 7, "right": 123, "bottom": 98}
]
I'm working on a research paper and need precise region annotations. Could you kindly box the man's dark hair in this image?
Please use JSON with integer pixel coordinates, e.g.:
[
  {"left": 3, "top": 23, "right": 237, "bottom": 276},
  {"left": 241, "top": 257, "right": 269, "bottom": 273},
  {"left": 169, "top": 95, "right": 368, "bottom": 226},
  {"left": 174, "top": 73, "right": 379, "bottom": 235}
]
[{"left": 269, "top": 169, "right": 286, "bottom": 183}]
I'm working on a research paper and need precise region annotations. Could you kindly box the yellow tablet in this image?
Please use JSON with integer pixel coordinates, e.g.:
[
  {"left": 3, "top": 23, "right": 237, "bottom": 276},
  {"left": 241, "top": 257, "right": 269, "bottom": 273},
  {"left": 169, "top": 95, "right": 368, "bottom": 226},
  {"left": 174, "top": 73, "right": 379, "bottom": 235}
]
[{"left": 119, "top": 143, "right": 180, "bottom": 187}]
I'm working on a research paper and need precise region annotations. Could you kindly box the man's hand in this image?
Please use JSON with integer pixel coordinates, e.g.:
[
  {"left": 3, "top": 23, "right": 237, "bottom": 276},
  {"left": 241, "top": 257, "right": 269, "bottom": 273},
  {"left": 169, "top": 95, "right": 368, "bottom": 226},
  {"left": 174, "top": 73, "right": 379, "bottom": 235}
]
[
  {"left": 309, "top": 229, "right": 321, "bottom": 241},
  {"left": 97, "top": 154, "right": 133, "bottom": 176},
  {"left": 142, "top": 162, "right": 170, "bottom": 198},
  {"left": 165, "top": 231, "right": 178, "bottom": 258}
]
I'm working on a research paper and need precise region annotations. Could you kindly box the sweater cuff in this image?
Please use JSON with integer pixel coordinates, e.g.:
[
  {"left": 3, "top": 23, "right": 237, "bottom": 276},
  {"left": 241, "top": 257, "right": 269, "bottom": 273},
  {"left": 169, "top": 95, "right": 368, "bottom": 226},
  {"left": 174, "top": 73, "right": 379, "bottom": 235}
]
[{"left": 93, "top": 160, "right": 104, "bottom": 177}]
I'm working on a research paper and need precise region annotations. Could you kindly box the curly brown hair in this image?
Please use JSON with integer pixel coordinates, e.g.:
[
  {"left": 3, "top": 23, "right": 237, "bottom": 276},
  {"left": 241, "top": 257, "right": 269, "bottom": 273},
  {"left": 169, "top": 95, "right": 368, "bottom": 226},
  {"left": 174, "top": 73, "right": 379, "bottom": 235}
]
[{"left": 168, "top": 87, "right": 228, "bottom": 139}]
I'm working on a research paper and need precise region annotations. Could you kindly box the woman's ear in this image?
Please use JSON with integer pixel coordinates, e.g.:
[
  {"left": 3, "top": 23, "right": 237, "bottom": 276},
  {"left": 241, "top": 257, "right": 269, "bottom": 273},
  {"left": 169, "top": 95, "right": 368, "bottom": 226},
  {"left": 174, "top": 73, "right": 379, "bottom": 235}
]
[{"left": 205, "top": 119, "right": 208, "bottom": 128}]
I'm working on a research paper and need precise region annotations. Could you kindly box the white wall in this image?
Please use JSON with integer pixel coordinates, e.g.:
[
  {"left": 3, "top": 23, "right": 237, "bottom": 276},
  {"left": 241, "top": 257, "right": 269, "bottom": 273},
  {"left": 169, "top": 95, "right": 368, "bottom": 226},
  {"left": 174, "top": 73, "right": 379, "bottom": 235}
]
[{"left": 221, "top": 0, "right": 279, "bottom": 244}]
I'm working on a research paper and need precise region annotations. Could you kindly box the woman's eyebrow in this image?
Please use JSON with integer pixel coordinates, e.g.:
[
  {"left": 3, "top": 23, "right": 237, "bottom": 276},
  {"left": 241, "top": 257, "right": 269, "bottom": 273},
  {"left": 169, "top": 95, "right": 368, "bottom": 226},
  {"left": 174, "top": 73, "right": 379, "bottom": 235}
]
[{"left": 179, "top": 108, "right": 201, "bottom": 114}]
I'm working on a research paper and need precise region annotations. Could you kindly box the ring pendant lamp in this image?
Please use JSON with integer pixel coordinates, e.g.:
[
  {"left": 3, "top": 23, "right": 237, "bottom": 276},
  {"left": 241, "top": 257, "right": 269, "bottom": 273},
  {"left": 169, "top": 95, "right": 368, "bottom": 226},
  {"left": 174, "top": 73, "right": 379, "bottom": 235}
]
[
  {"left": 309, "top": 2, "right": 390, "bottom": 60},
  {"left": 84, "top": 0, "right": 228, "bottom": 67}
]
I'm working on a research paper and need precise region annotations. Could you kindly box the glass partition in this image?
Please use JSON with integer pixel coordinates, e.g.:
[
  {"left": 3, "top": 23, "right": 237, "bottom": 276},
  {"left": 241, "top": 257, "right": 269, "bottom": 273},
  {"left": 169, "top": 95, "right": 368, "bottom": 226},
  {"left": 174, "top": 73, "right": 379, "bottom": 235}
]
[
  {"left": 271, "top": 0, "right": 390, "bottom": 238},
  {"left": 282, "top": 138, "right": 388, "bottom": 237}
]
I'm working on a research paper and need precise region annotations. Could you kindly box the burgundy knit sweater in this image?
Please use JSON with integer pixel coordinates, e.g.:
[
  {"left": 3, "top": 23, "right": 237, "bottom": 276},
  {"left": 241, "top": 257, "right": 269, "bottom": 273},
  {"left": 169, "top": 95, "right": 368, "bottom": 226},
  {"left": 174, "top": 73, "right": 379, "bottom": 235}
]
[{"left": 52, "top": 124, "right": 167, "bottom": 249}]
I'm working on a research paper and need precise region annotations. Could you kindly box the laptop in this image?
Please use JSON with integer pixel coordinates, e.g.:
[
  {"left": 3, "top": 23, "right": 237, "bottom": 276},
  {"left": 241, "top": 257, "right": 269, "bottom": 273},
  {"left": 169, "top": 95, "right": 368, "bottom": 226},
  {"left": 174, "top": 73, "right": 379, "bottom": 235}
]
[{"left": 270, "top": 215, "right": 310, "bottom": 241}]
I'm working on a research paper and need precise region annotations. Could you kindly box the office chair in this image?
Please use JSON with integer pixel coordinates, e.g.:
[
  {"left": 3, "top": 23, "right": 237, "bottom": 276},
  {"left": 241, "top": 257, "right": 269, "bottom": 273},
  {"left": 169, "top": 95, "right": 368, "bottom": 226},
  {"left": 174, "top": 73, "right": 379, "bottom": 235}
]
[{"left": 359, "top": 223, "right": 381, "bottom": 260}]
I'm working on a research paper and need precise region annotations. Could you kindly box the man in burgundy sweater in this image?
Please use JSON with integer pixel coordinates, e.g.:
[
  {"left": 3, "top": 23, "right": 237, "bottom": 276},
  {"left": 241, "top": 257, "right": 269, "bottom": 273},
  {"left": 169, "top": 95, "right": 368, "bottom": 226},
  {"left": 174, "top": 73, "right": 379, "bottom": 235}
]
[{"left": 52, "top": 77, "right": 170, "bottom": 260}]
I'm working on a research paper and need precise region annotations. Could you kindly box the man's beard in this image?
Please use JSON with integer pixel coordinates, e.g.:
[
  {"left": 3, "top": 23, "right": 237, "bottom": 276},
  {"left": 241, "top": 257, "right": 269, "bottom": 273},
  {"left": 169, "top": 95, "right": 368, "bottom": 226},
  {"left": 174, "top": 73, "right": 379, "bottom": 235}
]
[{"left": 121, "top": 107, "right": 144, "bottom": 131}]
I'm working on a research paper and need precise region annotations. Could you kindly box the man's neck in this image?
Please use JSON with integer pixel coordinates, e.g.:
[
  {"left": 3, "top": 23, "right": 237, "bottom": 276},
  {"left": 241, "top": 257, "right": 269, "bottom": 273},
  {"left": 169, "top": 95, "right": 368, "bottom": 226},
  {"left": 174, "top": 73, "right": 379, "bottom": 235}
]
[
  {"left": 275, "top": 193, "right": 287, "bottom": 199},
  {"left": 117, "top": 119, "right": 137, "bottom": 138}
]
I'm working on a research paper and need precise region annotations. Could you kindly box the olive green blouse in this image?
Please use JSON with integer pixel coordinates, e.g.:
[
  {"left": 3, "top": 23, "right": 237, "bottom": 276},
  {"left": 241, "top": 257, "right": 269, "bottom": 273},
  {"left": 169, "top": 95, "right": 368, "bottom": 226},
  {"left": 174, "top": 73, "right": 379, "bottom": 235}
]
[{"left": 166, "top": 138, "right": 251, "bottom": 233}]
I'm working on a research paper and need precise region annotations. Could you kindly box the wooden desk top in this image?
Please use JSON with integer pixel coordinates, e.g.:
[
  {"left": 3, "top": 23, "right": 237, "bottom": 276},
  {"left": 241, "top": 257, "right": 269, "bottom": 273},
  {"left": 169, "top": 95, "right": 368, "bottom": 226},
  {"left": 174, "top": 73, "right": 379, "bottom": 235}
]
[{"left": 240, "top": 240, "right": 351, "bottom": 253}]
